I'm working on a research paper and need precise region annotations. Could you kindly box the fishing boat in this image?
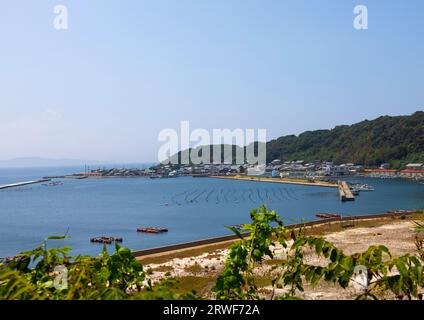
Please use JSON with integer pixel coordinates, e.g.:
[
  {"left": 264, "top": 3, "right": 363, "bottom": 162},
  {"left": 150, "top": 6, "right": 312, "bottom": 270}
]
[
  {"left": 42, "top": 181, "right": 64, "bottom": 187},
  {"left": 137, "top": 227, "right": 168, "bottom": 234},
  {"left": 350, "top": 187, "right": 360, "bottom": 195},
  {"left": 386, "top": 209, "right": 415, "bottom": 214},
  {"left": 90, "top": 236, "right": 123, "bottom": 244},
  {"left": 358, "top": 184, "right": 375, "bottom": 191}
]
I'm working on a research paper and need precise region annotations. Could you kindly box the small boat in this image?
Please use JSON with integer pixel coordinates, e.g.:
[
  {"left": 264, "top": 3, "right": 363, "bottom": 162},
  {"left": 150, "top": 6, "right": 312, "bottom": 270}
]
[
  {"left": 358, "top": 184, "right": 374, "bottom": 191},
  {"left": 349, "top": 185, "right": 360, "bottom": 195},
  {"left": 351, "top": 189, "right": 360, "bottom": 195},
  {"left": 316, "top": 213, "right": 330, "bottom": 219},
  {"left": 90, "top": 236, "right": 123, "bottom": 244},
  {"left": 42, "top": 181, "right": 64, "bottom": 187},
  {"left": 137, "top": 227, "right": 168, "bottom": 234},
  {"left": 386, "top": 209, "right": 415, "bottom": 214}
]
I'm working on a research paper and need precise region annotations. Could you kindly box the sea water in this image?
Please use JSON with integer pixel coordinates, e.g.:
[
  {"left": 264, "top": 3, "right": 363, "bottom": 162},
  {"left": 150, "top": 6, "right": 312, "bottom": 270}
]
[{"left": 0, "top": 167, "right": 423, "bottom": 257}]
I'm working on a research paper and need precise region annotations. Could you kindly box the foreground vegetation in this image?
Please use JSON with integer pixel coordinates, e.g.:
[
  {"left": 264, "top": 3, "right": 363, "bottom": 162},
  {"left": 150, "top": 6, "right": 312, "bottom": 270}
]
[{"left": 1, "top": 207, "right": 423, "bottom": 300}]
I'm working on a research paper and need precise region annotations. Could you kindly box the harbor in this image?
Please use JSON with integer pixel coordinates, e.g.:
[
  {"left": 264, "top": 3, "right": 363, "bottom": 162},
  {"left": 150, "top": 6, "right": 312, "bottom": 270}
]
[{"left": 0, "top": 173, "right": 422, "bottom": 258}]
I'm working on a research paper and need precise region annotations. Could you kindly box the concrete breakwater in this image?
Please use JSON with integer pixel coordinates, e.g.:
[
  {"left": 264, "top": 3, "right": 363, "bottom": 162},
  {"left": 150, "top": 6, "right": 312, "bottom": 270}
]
[
  {"left": 210, "top": 176, "right": 355, "bottom": 201},
  {"left": 338, "top": 181, "right": 355, "bottom": 201},
  {"left": 209, "top": 175, "right": 338, "bottom": 188},
  {"left": 209, "top": 176, "right": 357, "bottom": 202},
  {"left": 0, "top": 179, "right": 51, "bottom": 190}
]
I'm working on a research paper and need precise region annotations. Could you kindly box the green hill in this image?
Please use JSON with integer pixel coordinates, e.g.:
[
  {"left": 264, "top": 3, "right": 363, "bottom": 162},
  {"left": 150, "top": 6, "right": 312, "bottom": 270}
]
[
  {"left": 164, "top": 111, "right": 423, "bottom": 167},
  {"left": 266, "top": 111, "right": 424, "bottom": 166}
]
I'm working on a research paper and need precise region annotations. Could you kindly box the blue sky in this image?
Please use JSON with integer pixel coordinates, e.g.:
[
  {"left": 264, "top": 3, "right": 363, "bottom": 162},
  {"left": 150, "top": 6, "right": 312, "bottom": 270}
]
[{"left": 0, "top": 0, "right": 423, "bottom": 163}]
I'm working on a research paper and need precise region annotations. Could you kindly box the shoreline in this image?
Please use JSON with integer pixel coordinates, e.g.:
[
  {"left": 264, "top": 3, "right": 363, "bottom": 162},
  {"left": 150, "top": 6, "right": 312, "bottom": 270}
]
[
  {"left": 208, "top": 175, "right": 339, "bottom": 188},
  {"left": 139, "top": 213, "right": 424, "bottom": 299},
  {"left": 134, "top": 210, "right": 421, "bottom": 260}
]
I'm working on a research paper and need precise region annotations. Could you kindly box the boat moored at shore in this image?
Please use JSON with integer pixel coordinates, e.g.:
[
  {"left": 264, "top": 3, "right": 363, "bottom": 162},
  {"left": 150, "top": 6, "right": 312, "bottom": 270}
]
[{"left": 315, "top": 213, "right": 342, "bottom": 219}]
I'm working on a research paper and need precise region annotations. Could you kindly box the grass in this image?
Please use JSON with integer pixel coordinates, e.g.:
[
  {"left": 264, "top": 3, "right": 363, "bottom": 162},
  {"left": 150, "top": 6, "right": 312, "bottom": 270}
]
[
  {"left": 205, "top": 252, "right": 224, "bottom": 260},
  {"left": 184, "top": 263, "right": 203, "bottom": 274},
  {"left": 253, "top": 276, "right": 273, "bottom": 288},
  {"left": 169, "top": 276, "right": 216, "bottom": 296},
  {"left": 263, "top": 258, "right": 286, "bottom": 266},
  {"left": 163, "top": 274, "right": 273, "bottom": 297},
  {"left": 152, "top": 265, "right": 174, "bottom": 273}
]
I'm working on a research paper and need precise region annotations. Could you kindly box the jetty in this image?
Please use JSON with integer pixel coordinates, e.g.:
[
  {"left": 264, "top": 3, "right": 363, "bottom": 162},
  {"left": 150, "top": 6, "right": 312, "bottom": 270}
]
[
  {"left": 209, "top": 175, "right": 338, "bottom": 188},
  {"left": 0, "top": 179, "right": 51, "bottom": 190},
  {"left": 210, "top": 175, "right": 356, "bottom": 202},
  {"left": 338, "top": 181, "right": 355, "bottom": 201}
]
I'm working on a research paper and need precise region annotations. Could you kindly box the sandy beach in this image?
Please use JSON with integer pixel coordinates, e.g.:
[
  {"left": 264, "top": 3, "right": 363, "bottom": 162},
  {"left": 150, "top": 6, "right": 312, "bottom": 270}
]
[{"left": 139, "top": 215, "right": 424, "bottom": 299}]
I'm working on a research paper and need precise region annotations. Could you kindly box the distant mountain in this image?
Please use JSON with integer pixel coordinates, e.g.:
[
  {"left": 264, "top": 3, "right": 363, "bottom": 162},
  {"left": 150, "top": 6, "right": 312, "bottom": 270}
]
[
  {"left": 267, "top": 111, "right": 424, "bottom": 166},
  {"left": 0, "top": 158, "right": 158, "bottom": 169},
  {"left": 0, "top": 157, "right": 107, "bottom": 168}
]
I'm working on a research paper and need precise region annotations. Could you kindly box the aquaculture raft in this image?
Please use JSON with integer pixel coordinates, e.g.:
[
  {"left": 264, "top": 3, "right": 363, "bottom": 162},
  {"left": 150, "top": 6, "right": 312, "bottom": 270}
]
[
  {"left": 137, "top": 227, "right": 168, "bottom": 234},
  {"left": 90, "top": 236, "right": 123, "bottom": 244}
]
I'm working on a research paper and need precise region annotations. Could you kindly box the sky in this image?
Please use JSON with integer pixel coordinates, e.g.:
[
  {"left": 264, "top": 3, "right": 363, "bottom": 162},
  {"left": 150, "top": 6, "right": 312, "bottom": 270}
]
[{"left": 0, "top": 0, "right": 423, "bottom": 163}]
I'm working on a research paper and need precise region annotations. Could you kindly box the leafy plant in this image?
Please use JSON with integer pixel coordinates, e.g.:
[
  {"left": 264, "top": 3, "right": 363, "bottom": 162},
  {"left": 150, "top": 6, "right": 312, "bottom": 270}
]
[
  {"left": 216, "top": 207, "right": 424, "bottom": 300},
  {"left": 274, "top": 230, "right": 424, "bottom": 300},
  {"left": 2, "top": 207, "right": 424, "bottom": 300},
  {"left": 213, "top": 206, "right": 287, "bottom": 299}
]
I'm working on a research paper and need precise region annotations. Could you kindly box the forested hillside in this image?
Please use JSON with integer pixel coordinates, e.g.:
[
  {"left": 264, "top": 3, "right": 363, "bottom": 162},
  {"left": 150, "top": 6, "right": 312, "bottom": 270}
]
[
  {"left": 266, "top": 111, "right": 424, "bottom": 166},
  {"left": 166, "top": 112, "right": 423, "bottom": 167}
]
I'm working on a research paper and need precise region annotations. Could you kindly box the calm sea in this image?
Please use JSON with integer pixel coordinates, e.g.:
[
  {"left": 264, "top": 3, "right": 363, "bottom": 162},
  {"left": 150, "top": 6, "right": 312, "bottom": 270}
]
[{"left": 0, "top": 167, "right": 423, "bottom": 257}]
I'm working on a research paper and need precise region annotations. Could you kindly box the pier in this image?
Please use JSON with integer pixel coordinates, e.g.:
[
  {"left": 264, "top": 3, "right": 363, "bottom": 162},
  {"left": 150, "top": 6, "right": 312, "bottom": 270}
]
[
  {"left": 209, "top": 175, "right": 356, "bottom": 202},
  {"left": 338, "top": 181, "right": 355, "bottom": 201},
  {"left": 209, "top": 175, "right": 338, "bottom": 188},
  {"left": 0, "top": 179, "right": 51, "bottom": 190}
]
